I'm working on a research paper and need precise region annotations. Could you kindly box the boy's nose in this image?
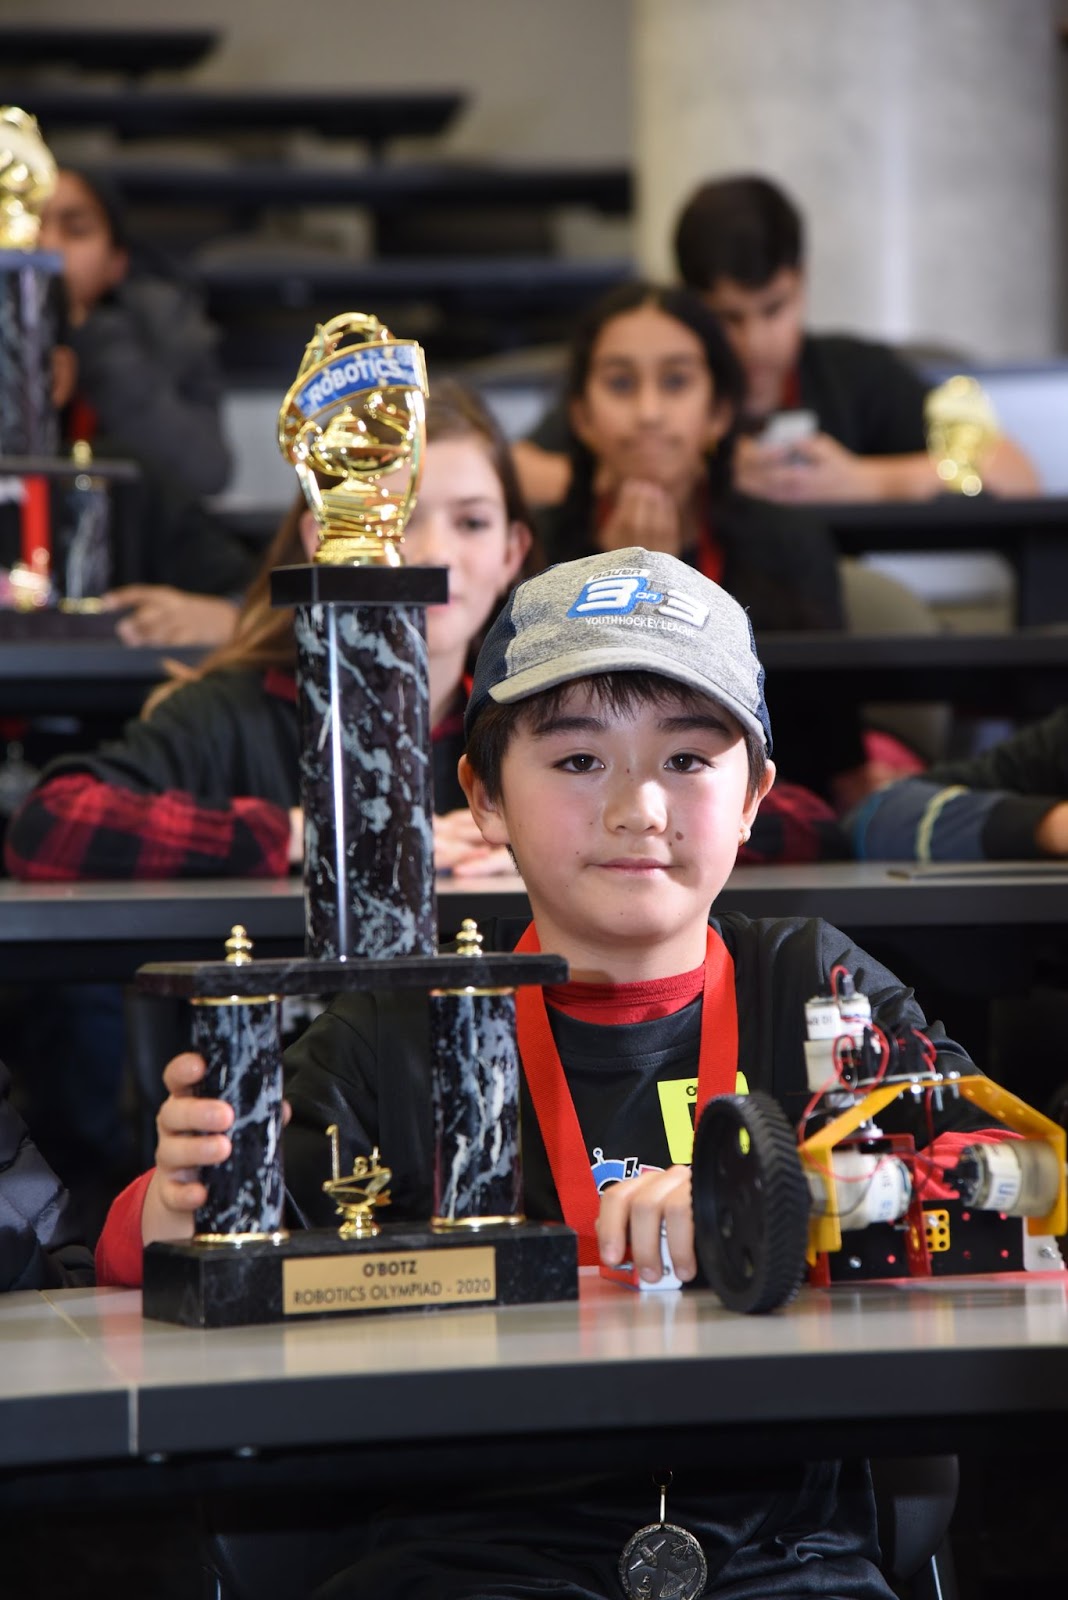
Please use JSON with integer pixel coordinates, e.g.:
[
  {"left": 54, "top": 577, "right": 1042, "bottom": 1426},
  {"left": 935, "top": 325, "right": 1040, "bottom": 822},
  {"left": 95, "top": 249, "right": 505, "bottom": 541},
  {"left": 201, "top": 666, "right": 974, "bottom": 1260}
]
[{"left": 604, "top": 775, "right": 667, "bottom": 832}]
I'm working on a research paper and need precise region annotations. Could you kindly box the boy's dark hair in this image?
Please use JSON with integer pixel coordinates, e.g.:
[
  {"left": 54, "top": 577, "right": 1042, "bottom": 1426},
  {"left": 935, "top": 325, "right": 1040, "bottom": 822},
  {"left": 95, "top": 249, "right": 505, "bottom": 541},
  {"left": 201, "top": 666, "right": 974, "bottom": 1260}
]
[
  {"left": 65, "top": 167, "right": 130, "bottom": 252},
  {"left": 558, "top": 281, "right": 745, "bottom": 537},
  {"left": 673, "top": 176, "right": 804, "bottom": 293},
  {"left": 466, "top": 670, "right": 768, "bottom": 804}
]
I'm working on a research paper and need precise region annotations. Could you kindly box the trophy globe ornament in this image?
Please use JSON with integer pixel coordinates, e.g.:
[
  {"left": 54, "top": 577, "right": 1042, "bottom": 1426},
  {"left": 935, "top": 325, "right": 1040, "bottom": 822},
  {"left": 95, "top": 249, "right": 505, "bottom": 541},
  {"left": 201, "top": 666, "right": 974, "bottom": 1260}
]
[
  {"left": 924, "top": 374, "right": 1000, "bottom": 497},
  {"left": 0, "top": 107, "right": 56, "bottom": 251},
  {"left": 278, "top": 311, "right": 429, "bottom": 567}
]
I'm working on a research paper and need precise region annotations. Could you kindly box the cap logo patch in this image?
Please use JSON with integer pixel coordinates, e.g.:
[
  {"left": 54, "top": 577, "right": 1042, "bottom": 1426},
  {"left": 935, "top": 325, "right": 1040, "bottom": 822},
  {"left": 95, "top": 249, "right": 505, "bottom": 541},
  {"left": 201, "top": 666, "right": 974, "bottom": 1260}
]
[{"left": 566, "top": 572, "right": 709, "bottom": 629}]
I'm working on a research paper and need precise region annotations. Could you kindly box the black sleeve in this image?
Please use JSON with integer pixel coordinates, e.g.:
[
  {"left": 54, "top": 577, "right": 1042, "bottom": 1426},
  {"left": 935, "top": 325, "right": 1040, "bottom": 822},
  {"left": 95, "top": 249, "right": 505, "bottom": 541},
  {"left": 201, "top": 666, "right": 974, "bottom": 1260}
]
[
  {"left": 283, "top": 992, "right": 435, "bottom": 1229},
  {"left": 929, "top": 706, "right": 1068, "bottom": 797},
  {"left": 801, "top": 336, "right": 930, "bottom": 457},
  {"left": 0, "top": 1061, "right": 94, "bottom": 1290},
  {"left": 26, "top": 675, "right": 264, "bottom": 801},
  {"left": 717, "top": 913, "right": 979, "bottom": 1140}
]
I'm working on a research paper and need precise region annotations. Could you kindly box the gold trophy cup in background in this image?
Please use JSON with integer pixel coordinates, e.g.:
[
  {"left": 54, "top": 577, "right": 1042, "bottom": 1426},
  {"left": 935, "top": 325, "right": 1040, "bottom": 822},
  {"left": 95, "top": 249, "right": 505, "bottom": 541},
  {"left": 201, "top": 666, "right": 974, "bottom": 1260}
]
[
  {"left": 277, "top": 311, "right": 429, "bottom": 567},
  {"left": 924, "top": 374, "right": 1000, "bottom": 497},
  {"left": 0, "top": 106, "right": 56, "bottom": 252}
]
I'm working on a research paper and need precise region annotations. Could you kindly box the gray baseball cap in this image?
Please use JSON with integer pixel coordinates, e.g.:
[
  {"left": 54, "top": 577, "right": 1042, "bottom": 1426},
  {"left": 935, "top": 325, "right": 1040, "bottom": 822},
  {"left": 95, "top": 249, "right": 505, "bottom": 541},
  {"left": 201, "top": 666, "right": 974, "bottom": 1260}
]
[{"left": 465, "top": 547, "right": 772, "bottom": 750}]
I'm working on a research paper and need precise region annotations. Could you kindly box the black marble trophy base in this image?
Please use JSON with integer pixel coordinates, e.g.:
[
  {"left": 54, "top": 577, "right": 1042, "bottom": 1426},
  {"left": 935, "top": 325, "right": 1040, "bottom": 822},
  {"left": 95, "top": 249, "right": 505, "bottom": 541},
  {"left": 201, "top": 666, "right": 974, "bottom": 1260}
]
[{"left": 143, "top": 1220, "right": 578, "bottom": 1328}]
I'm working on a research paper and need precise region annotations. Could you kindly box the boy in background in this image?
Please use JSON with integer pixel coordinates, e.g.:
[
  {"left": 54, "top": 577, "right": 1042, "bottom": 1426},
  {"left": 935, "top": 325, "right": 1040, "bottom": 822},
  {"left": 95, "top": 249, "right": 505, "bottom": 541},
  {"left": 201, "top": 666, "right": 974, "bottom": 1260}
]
[{"left": 102, "top": 547, "right": 985, "bottom": 1598}]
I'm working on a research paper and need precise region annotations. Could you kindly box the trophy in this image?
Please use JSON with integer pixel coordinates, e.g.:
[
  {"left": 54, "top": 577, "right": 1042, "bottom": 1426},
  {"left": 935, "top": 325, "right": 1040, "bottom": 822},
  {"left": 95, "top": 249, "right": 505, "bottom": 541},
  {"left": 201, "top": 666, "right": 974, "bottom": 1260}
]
[
  {"left": 278, "top": 312, "right": 427, "bottom": 568},
  {"left": 136, "top": 314, "right": 579, "bottom": 1327},
  {"left": 0, "top": 107, "right": 61, "bottom": 459},
  {"left": 924, "top": 374, "right": 1000, "bottom": 497}
]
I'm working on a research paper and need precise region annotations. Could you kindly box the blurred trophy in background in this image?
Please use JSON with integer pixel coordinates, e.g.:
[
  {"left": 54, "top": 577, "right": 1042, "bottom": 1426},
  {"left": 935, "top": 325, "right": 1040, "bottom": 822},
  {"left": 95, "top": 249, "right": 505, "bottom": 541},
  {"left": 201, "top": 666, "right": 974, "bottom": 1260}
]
[
  {"left": 0, "top": 106, "right": 60, "bottom": 458},
  {"left": 924, "top": 374, "right": 1000, "bottom": 498},
  {"left": 278, "top": 311, "right": 428, "bottom": 567}
]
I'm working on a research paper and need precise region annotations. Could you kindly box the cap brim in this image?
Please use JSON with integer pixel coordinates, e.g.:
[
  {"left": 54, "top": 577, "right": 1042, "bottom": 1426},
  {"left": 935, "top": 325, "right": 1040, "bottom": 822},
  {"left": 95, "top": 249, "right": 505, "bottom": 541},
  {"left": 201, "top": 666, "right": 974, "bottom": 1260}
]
[{"left": 488, "top": 645, "right": 768, "bottom": 746}]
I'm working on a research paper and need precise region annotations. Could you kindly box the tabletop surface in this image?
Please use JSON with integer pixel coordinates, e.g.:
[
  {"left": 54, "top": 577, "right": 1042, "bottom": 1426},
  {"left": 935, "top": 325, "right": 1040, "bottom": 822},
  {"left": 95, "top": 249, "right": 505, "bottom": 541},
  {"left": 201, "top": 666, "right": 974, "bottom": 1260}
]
[
  {"left": 3, "top": 1271, "right": 1067, "bottom": 1469},
  {"left": 2, "top": 861, "right": 1067, "bottom": 948}
]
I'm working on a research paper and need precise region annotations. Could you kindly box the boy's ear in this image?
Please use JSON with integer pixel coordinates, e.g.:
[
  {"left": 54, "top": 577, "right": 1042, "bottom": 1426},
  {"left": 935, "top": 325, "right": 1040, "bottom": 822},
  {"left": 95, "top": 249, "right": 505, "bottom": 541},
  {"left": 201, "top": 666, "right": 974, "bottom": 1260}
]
[
  {"left": 742, "top": 758, "right": 776, "bottom": 830},
  {"left": 457, "top": 755, "right": 511, "bottom": 847}
]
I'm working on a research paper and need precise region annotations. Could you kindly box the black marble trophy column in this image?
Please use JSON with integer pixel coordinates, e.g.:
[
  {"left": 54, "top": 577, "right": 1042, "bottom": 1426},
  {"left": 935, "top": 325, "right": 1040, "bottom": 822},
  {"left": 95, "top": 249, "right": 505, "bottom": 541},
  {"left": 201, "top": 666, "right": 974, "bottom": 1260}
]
[
  {"left": 431, "top": 923, "right": 524, "bottom": 1228},
  {"left": 288, "top": 566, "right": 439, "bottom": 960},
  {"left": 0, "top": 250, "right": 60, "bottom": 456},
  {"left": 191, "top": 928, "right": 285, "bottom": 1241}
]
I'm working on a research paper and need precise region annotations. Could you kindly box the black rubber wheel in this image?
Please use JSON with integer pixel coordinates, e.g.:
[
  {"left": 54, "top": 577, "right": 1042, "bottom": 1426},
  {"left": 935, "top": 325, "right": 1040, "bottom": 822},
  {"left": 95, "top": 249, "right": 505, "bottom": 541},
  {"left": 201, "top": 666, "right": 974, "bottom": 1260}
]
[{"left": 691, "top": 1092, "right": 810, "bottom": 1314}]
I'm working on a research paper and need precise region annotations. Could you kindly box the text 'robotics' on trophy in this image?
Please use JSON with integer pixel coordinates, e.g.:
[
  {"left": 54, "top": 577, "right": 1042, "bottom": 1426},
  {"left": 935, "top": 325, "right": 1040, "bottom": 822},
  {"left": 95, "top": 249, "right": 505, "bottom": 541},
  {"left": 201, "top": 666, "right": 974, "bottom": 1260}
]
[{"left": 134, "top": 313, "right": 578, "bottom": 1327}]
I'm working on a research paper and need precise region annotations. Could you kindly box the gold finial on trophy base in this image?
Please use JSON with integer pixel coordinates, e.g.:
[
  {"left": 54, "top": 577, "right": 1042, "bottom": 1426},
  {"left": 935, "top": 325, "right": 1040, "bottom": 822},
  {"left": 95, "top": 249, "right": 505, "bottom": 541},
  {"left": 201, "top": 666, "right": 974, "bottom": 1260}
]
[
  {"left": 0, "top": 107, "right": 57, "bottom": 252},
  {"left": 322, "top": 1124, "right": 393, "bottom": 1239},
  {"left": 277, "top": 312, "right": 429, "bottom": 568},
  {"left": 225, "top": 925, "right": 254, "bottom": 965},
  {"left": 925, "top": 375, "right": 999, "bottom": 498}
]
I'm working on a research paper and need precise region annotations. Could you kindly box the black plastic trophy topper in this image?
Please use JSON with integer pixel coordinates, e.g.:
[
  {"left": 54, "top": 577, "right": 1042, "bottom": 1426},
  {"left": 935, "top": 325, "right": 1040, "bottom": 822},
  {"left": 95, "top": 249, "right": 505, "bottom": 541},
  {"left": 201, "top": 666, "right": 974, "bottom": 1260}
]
[{"left": 138, "top": 314, "right": 578, "bottom": 1327}]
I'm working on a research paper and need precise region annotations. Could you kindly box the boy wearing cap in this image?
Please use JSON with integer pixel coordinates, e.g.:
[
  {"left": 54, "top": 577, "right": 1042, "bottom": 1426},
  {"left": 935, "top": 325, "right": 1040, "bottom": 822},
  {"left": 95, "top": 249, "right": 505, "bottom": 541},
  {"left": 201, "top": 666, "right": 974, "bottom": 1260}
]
[{"left": 101, "top": 547, "right": 979, "bottom": 1596}]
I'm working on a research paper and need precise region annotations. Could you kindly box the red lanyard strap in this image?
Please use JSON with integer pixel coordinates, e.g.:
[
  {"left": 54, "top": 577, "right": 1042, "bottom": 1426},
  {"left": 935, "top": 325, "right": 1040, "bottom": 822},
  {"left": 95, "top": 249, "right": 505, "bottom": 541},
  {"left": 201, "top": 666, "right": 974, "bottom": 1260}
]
[{"left": 515, "top": 923, "right": 738, "bottom": 1264}]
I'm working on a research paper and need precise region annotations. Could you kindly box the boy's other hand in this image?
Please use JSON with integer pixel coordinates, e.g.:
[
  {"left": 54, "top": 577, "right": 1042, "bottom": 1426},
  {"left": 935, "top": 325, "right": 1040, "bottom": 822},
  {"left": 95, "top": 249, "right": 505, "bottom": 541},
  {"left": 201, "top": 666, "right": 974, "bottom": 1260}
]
[
  {"left": 103, "top": 586, "right": 239, "bottom": 648},
  {"left": 599, "top": 480, "right": 682, "bottom": 555},
  {"left": 434, "top": 807, "right": 516, "bottom": 878},
  {"left": 148, "top": 1052, "right": 234, "bottom": 1237},
  {"left": 734, "top": 433, "right": 883, "bottom": 503},
  {"left": 597, "top": 1164, "right": 697, "bottom": 1283},
  {"left": 143, "top": 1053, "right": 291, "bottom": 1246}
]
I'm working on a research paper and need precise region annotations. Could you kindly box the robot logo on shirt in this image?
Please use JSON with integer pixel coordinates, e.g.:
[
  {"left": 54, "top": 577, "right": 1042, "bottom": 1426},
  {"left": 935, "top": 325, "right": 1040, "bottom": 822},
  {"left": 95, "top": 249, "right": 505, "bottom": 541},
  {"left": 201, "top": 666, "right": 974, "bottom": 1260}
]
[{"left": 589, "top": 1149, "right": 662, "bottom": 1192}]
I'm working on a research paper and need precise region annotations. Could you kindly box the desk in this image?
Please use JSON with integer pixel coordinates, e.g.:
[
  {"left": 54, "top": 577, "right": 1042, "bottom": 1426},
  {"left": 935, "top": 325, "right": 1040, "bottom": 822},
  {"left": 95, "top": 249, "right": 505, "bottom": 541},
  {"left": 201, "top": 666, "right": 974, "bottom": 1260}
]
[
  {"left": 822, "top": 496, "right": 1068, "bottom": 625},
  {"left": 0, "top": 638, "right": 198, "bottom": 716},
  {"left": 2, "top": 862, "right": 1067, "bottom": 982},
  {"left": 2, "top": 1274, "right": 1068, "bottom": 1478},
  {"left": 758, "top": 626, "right": 1068, "bottom": 711}
]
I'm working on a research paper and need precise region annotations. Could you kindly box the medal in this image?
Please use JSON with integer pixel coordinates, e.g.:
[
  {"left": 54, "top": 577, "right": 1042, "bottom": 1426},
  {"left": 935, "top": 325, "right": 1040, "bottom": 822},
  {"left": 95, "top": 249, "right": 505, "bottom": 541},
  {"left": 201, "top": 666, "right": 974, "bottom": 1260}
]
[{"left": 619, "top": 1474, "right": 707, "bottom": 1600}]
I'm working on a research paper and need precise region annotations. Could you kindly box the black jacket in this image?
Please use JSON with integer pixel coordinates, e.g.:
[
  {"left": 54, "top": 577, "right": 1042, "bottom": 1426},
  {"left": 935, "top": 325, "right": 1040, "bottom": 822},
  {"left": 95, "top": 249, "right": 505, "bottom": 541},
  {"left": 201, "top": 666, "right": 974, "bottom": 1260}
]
[{"left": 0, "top": 1058, "right": 93, "bottom": 1290}]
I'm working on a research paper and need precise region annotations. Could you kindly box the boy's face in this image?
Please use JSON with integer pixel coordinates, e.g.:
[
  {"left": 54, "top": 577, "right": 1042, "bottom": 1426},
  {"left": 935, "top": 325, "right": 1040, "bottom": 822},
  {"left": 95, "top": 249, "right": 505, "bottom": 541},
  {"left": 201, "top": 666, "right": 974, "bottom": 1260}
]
[
  {"left": 461, "top": 682, "right": 774, "bottom": 979},
  {"left": 702, "top": 268, "right": 806, "bottom": 420},
  {"left": 38, "top": 170, "right": 128, "bottom": 326}
]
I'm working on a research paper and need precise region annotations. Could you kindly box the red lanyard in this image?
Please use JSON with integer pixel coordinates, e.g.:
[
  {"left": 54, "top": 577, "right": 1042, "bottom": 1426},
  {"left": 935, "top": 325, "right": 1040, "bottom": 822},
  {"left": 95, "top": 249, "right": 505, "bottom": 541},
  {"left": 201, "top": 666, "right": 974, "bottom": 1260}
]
[{"left": 515, "top": 923, "right": 738, "bottom": 1264}]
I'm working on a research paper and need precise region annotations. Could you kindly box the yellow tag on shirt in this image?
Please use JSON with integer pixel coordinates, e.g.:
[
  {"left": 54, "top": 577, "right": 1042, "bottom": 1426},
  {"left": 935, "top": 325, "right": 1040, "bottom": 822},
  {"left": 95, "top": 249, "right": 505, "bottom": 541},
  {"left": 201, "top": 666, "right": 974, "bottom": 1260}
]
[{"left": 658, "top": 1072, "right": 749, "bottom": 1164}]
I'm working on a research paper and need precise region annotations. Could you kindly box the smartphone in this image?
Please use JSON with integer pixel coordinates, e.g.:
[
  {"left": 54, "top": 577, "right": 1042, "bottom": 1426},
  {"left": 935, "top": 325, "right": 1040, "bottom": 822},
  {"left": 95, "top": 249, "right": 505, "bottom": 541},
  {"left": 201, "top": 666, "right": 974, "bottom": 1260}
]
[{"left": 760, "top": 409, "right": 819, "bottom": 455}]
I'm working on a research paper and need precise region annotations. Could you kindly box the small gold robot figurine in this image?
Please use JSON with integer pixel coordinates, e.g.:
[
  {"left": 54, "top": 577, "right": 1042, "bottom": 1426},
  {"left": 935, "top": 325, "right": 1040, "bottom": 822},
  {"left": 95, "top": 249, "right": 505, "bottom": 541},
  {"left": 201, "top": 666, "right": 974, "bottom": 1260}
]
[{"left": 322, "top": 1123, "right": 393, "bottom": 1239}]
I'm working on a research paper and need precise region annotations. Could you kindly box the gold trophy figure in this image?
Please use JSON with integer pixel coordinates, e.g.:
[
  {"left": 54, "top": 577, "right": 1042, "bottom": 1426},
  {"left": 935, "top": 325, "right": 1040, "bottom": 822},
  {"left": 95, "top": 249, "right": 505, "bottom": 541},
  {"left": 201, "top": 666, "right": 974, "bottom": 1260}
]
[
  {"left": 925, "top": 375, "right": 1000, "bottom": 497},
  {"left": 0, "top": 107, "right": 56, "bottom": 252},
  {"left": 322, "top": 1125, "right": 393, "bottom": 1239},
  {"left": 277, "top": 312, "right": 429, "bottom": 567}
]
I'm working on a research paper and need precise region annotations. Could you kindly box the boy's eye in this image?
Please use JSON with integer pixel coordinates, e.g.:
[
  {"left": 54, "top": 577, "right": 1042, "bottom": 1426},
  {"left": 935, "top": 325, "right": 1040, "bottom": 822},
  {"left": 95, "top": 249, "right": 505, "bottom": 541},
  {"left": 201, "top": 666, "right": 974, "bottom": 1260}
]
[
  {"left": 667, "top": 751, "right": 709, "bottom": 773},
  {"left": 556, "top": 753, "right": 602, "bottom": 773},
  {"left": 600, "top": 372, "right": 636, "bottom": 396},
  {"left": 457, "top": 515, "right": 492, "bottom": 533}
]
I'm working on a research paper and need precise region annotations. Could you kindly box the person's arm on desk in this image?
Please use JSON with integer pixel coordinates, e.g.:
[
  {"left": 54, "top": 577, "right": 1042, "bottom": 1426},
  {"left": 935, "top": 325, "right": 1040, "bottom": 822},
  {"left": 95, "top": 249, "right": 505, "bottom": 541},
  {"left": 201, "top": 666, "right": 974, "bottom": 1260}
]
[
  {"left": 847, "top": 705, "right": 1068, "bottom": 861},
  {"left": 735, "top": 430, "right": 1041, "bottom": 504},
  {"left": 101, "top": 586, "right": 239, "bottom": 648}
]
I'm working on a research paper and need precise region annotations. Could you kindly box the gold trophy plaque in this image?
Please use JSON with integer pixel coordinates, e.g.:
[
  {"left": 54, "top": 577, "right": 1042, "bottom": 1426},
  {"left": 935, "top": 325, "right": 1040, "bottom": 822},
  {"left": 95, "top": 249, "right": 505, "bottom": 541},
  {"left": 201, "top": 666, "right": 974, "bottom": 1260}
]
[
  {"left": 0, "top": 107, "right": 56, "bottom": 252},
  {"left": 277, "top": 312, "right": 429, "bottom": 567},
  {"left": 925, "top": 375, "right": 999, "bottom": 497}
]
